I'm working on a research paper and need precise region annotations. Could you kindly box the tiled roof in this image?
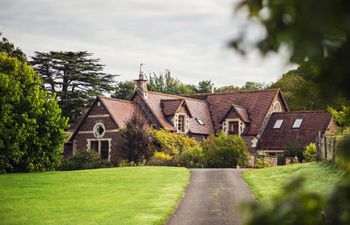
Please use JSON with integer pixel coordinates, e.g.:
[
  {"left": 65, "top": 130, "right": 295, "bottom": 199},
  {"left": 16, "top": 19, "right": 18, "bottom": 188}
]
[
  {"left": 143, "top": 92, "right": 214, "bottom": 135},
  {"left": 187, "top": 89, "right": 283, "bottom": 135},
  {"left": 259, "top": 111, "right": 333, "bottom": 150},
  {"left": 99, "top": 96, "right": 146, "bottom": 128},
  {"left": 161, "top": 99, "right": 184, "bottom": 116},
  {"left": 232, "top": 104, "right": 251, "bottom": 123}
]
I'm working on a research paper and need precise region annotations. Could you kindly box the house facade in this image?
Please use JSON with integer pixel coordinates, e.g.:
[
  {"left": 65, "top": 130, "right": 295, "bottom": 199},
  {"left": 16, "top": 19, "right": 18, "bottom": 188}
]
[{"left": 65, "top": 72, "right": 336, "bottom": 163}]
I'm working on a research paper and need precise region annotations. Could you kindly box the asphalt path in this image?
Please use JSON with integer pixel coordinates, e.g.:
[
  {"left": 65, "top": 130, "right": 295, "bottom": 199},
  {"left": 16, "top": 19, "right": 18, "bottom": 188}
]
[{"left": 167, "top": 169, "right": 254, "bottom": 225}]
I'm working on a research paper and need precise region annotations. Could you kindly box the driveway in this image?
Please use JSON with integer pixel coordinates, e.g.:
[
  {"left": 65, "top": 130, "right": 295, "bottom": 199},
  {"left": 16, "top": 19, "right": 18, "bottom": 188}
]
[{"left": 167, "top": 169, "right": 254, "bottom": 225}]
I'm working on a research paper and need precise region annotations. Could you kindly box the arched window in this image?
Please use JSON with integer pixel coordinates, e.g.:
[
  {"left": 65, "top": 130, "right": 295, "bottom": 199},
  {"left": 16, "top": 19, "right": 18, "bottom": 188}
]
[
  {"left": 93, "top": 123, "right": 105, "bottom": 138},
  {"left": 273, "top": 102, "right": 281, "bottom": 112}
]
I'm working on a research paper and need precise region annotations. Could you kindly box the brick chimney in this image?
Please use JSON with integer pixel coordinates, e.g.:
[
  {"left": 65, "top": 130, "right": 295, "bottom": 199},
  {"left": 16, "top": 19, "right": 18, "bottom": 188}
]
[{"left": 134, "top": 63, "right": 148, "bottom": 98}]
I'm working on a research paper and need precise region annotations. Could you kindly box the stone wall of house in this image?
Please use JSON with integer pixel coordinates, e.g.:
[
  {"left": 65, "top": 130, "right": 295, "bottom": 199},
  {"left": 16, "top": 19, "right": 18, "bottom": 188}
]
[{"left": 242, "top": 136, "right": 256, "bottom": 153}]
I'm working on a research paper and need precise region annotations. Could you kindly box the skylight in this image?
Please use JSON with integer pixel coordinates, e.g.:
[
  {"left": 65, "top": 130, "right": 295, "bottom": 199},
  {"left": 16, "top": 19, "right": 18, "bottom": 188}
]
[
  {"left": 273, "top": 119, "right": 284, "bottom": 129},
  {"left": 196, "top": 118, "right": 205, "bottom": 125},
  {"left": 292, "top": 118, "right": 303, "bottom": 128}
]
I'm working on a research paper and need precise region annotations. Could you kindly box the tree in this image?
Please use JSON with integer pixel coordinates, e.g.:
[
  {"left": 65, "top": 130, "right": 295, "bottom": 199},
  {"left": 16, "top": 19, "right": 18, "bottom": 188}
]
[
  {"left": 31, "top": 51, "right": 116, "bottom": 123},
  {"left": 215, "top": 85, "right": 241, "bottom": 93},
  {"left": 242, "top": 81, "right": 268, "bottom": 90},
  {"left": 0, "top": 53, "right": 68, "bottom": 173},
  {"left": 112, "top": 80, "right": 135, "bottom": 100},
  {"left": 119, "top": 115, "right": 153, "bottom": 164},
  {"left": 148, "top": 69, "right": 195, "bottom": 95},
  {"left": 196, "top": 80, "right": 213, "bottom": 93},
  {"left": 0, "top": 32, "right": 27, "bottom": 61}
]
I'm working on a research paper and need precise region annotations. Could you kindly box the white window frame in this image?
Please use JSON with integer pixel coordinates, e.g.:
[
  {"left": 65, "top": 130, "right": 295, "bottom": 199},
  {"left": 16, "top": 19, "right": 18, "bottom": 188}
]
[
  {"left": 87, "top": 138, "right": 112, "bottom": 161},
  {"left": 273, "top": 119, "right": 284, "bottom": 129},
  {"left": 273, "top": 102, "right": 281, "bottom": 112},
  {"left": 292, "top": 118, "right": 303, "bottom": 128},
  {"left": 223, "top": 118, "right": 245, "bottom": 136},
  {"left": 174, "top": 113, "right": 189, "bottom": 134},
  {"left": 93, "top": 122, "right": 106, "bottom": 138}
]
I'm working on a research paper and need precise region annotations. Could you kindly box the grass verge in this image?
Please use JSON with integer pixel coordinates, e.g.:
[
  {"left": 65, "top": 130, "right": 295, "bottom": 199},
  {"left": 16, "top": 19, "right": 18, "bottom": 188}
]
[
  {"left": 0, "top": 166, "right": 189, "bottom": 225},
  {"left": 242, "top": 162, "right": 345, "bottom": 200}
]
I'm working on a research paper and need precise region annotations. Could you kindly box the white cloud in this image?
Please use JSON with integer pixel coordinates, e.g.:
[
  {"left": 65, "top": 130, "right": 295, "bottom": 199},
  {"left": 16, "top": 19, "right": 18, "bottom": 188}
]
[{"left": 0, "top": 0, "right": 292, "bottom": 86}]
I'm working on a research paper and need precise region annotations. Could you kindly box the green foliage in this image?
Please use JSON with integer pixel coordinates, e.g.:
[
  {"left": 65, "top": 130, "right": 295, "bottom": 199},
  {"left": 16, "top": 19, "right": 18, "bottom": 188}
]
[
  {"left": 0, "top": 32, "right": 26, "bottom": 61},
  {"left": 112, "top": 80, "right": 135, "bottom": 100},
  {"left": 148, "top": 129, "right": 198, "bottom": 157},
  {"left": 0, "top": 53, "right": 68, "bottom": 173},
  {"left": 120, "top": 115, "right": 153, "bottom": 164},
  {"left": 242, "top": 81, "right": 268, "bottom": 91},
  {"left": 328, "top": 105, "right": 350, "bottom": 132},
  {"left": 196, "top": 80, "right": 213, "bottom": 93},
  {"left": 147, "top": 151, "right": 176, "bottom": 166},
  {"left": 244, "top": 177, "right": 350, "bottom": 225},
  {"left": 202, "top": 132, "right": 249, "bottom": 168},
  {"left": 59, "top": 150, "right": 113, "bottom": 170},
  {"left": 253, "top": 151, "right": 269, "bottom": 168},
  {"left": 178, "top": 145, "right": 204, "bottom": 168},
  {"left": 147, "top": 69, "right": 195, "bottom": 95},
  {"left": 31, "top": 51, "right": 116, "bottom": 123},
  {"left": 304, "top": 143, "right": 317, "bottom": 162},
  {"left": 271, "top": 70, "right": 325, "bottom": 110},
  {"left": 283, "top": 140, "right": 304, "bottom": 162}
]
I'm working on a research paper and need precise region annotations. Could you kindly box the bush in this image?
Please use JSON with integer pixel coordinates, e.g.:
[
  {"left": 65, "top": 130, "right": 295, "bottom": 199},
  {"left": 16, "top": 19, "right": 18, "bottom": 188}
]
[
  {"left": 202, "top": 131, "right": 249, "bottom": 168},
  {"left": 253, "top": 151, "right": 270, "bottom": 168},
  {"left": 148, "top": 129, "right": 198, "bottom": 157},
  {"left": 59, "top": 150, "right": 113, "bottom": 171},
  {"left": 283, "top": 140, "right": 304, "bottom": 162},
  {"left": 178, "top": 145, "right": 204, "bottom": 168},
  {"left": 304, "top": 143, "right": 317, "bottom": 162},
  {"left": 120, "top": 115, "right": 153, "bottom": 164},
  {"left": 147, "top": 151, "right": 176, "bottom": 166}
]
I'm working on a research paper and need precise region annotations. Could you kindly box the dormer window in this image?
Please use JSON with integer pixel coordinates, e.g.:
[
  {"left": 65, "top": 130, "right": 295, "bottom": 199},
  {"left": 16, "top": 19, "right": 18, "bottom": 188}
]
[
  {"left": 177, "top": 115, "right": 185, "bottom": 132},
  {"left": 273, "top": 119, "right": 284, "bottom": 129},
  {"left": 196, "top": 118, "right": 204, "bottom": 125},
  {"left": 228, "top": 121, "right": 239, "bottom": 135},
  {"left": 292, "top": 118, "right": 303, "bottom": 128}
]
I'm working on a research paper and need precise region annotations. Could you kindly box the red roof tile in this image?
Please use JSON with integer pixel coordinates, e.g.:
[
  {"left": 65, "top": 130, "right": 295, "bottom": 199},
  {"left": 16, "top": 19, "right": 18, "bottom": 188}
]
[
  {"left": 144, "top": 92, "right": 214, "bottom": 135},
  {"left": 161, "top": 99, "right": 184, "bottom": 116},
  {"left": 259, "top": 111, "right": 333, "bottom": 150},
  {"left": 99, "top": 96, "right": 146, "bottom": 128},
  {"left": 187, "top": 89, "right": 283, "bottom": 135}
]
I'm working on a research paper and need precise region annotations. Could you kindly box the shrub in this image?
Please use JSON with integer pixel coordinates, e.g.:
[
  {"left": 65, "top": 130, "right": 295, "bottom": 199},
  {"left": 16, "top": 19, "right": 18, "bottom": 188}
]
[
  {"left": 148, "top": 129, "right": 198, "bottom": 157},
  {"left": 283, "top": 140, "right": 304, "bottom": 162},
  {"left": 304, "top": 143, "right": 317, "bottom": 162},
  {"left": 254, "top": 151, "right": 270, "bottom": 168},
  {"left": 120, "top": 115, "right": 153, "bottom": 164},
  {"left": 59, "top": 150, "right": 113, "bottom": 171},
  {"left": 147, "top": 151, "right": 176, "bottom": 166},
  {"left": 202, "top": 131, "right": 249, "bottom": 168},
  {"left": 178, "top": 145, "right": 204, "bottom": 168}
]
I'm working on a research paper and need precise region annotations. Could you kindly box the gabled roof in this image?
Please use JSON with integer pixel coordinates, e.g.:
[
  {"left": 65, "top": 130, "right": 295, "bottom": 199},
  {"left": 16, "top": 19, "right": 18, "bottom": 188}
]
[
  {"left": 259, "top": 111, "right": 333, "bottom": 150},
  {"left": 221, "top": 104, "right": 251, "bottom": 123},
  {"left": 140, "top": 91, "right": 214, "bottom": 135},
  {"left": 69, "top": 96, "right": 146, "bottom": 142},
  {"left": 99, "top": 96, "right": 145, "bottom": 128},
  {"left": 187, "top": 89, "right": 286, "bottom": 135}
]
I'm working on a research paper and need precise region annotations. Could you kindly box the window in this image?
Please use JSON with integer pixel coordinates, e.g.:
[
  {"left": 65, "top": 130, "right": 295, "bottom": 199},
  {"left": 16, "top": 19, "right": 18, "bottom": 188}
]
[
  {"left": 273, "top": 102, "right": 281, "bottom": 112},
  {"left": 292, "top": 118, "right": 303, "bottom": 128},
  {"left": 273, "top": 119, "right": 284, "bottom": 129},
  {"left": 93, "top": 123, "right": 105, "bottom": 138},
  {"left": 196, "top": 118, "right": 204, "bottom": 125},
  {"left": 178, "top": 115, "right": 185, "bottom": 132},
  {"left": 89, "top": 139, "right": 110, "bottom": 160},
  {"left": 228, "top": 121, "right": 239, "bottom": 135}
]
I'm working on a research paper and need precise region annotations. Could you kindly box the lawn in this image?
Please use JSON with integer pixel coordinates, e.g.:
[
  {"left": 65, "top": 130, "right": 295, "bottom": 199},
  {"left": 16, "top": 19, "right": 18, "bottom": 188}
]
[
  {"left": 242, "top": 162, "right": 345, "bottom": 200},
  {"left": 0, "top": 167, "right": 189, "bottom": 225}
]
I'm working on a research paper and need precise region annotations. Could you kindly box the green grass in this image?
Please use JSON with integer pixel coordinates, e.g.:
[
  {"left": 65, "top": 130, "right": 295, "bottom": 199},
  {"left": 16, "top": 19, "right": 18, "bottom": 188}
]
[
  {"left": 0, "top": 167, "right": 189, "bottom": 225},
  {"left": 242, "top": 162, "right": 345, "bottom": 200}
]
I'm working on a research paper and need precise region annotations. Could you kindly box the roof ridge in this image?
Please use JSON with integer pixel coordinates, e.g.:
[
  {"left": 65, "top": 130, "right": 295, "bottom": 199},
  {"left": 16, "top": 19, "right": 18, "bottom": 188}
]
[
  {"left": 148, "top": 91, "right": 208, "bottom": 103},
  {"left": 185, "top": 88, "right": 280, "bottom": 97},
  {"left": 273, "top": 110, "right": 330, "bottom": 114},
  {"left": 98, "top": 96, "right": 134, "bottom": 103}
]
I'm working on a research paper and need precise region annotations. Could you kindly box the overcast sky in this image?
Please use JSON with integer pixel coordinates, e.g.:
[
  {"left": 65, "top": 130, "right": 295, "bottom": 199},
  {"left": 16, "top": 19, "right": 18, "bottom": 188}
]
[{"left": 1, "top": 0, "right": 292, "bottom": 87}]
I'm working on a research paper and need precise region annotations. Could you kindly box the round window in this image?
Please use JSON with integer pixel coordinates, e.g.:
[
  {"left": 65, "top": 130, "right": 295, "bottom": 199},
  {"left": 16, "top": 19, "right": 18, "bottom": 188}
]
[
  {"left": 273, "top": 102, "right": 281, "bottom": 112},
  {"left": 93, "top": 123, "right": 105, "bottom": 138}
]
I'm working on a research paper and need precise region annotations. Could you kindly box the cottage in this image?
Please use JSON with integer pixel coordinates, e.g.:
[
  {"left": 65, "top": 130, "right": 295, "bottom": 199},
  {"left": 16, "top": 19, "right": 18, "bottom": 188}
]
[{"left": 64, "top": 72, "right": 336, "bottom": 163}]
